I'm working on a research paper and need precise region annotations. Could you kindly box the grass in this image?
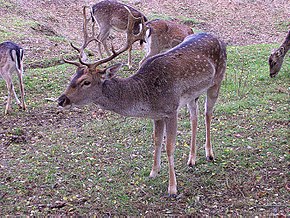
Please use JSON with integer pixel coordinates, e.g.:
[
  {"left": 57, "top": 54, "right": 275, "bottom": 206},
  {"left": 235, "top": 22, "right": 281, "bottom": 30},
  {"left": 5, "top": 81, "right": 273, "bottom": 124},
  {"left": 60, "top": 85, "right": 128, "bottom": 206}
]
[{"left": 0, "top": 43, "right": 289, "bottom": 216}]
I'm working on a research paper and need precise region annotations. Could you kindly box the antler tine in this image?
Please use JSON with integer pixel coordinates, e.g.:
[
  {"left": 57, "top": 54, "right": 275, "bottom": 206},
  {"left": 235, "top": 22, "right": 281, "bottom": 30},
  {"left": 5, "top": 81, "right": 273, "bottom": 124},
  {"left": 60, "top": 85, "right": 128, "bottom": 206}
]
[
  {"left": 62, "top": 56, "right": 83, "bottom": 67},
  {"left": 79, "top": 6, "right": 148, "bottom": 69}
]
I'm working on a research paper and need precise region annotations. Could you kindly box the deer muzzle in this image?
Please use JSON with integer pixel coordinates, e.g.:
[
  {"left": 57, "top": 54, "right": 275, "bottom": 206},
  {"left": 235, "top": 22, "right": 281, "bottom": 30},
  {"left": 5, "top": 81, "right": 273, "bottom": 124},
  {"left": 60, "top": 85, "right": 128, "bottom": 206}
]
[{"left": 58, "top": 94, "right": 71, "bottom": 107}]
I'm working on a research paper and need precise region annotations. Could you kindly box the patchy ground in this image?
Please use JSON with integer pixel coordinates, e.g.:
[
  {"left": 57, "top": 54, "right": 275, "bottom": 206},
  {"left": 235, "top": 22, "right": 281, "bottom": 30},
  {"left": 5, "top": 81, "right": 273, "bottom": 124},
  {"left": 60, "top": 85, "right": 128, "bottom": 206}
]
[
  {"left": 0, "top": 0, "right": 289, "bottom": 65},
  {"left": 0, "top": 0, "right": 289, "bottom": 216}
]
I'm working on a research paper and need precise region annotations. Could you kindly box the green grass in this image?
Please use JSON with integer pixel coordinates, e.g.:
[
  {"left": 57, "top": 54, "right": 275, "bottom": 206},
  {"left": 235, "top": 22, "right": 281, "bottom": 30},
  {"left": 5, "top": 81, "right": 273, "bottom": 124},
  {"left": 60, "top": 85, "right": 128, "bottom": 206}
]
[{"left": 0, "top": 43, "right": 289, "bottom": 216}]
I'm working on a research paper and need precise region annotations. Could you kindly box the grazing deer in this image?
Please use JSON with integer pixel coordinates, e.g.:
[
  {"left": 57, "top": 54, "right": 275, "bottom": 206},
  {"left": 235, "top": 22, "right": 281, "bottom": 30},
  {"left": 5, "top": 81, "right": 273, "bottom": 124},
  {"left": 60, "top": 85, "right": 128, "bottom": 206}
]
[
  {"left": 269, "top": 30, "right": 290, "bottom": 78},
  {"left": 0, "top": 41, "right": 26, "bottom": 114},
  {"left": 90, "top": 0, "right": 147, "bottom": 68},
  {"left": 58, "top": 11, "right": 227, "bottom": 195},
  {"left": 139, "top": 19, "right": 193, "bottom": 66}
]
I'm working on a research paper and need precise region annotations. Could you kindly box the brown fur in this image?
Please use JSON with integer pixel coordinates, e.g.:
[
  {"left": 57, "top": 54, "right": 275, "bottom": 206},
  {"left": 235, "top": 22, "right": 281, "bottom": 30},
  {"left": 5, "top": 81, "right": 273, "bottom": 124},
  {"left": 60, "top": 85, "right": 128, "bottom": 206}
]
[
  {"left": 269, "top": 30, "right": 290, "bottom": 78},
  {"left": 140, "top": 19, "right": 193, "bottom": 66},
  {"left": 58, "top": 33, "right": 227, "bottom": 195},
  {"left": 0, "top": 41, "right": 26, "bottom": 114},
  {"left": 91, "top": 0, "right": 147, "bottom": 68}
]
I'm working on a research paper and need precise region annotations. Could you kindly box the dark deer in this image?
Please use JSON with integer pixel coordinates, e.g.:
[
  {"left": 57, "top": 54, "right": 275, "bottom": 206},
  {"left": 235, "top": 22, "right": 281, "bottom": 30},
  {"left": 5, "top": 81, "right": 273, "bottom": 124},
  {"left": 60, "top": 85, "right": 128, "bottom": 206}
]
[
  {"left": 90, "top": 0, "right": 147, "bottom": 68},
  {"left": 58, "top": 11, "right": 227, "bottom": 195},
  {"left": 0, "top": 41, "right": 26, "bottom": 114},
  {"left": 269, "top": 30, "right": 290, "bottom": 78},
  {"left": 139, "top": 19, "right": 193, "bottom": 66}
]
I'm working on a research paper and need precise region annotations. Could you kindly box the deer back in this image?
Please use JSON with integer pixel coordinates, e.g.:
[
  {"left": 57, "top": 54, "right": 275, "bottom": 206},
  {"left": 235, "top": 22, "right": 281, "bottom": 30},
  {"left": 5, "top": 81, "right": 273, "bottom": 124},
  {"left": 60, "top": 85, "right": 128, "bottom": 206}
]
[
  {"left": 135, "top": 34, "right": 226, "bottom": 110},
  {"left": 0, "top": 41, "right": 24, "bottom": 73}
]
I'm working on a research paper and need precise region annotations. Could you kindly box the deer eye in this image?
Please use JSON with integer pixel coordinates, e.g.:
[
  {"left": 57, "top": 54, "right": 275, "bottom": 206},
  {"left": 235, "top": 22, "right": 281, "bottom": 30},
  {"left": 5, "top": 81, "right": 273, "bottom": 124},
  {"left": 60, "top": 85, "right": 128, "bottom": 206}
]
[{"left": 82, "top": 81, "right": 91, "bottom": 87}]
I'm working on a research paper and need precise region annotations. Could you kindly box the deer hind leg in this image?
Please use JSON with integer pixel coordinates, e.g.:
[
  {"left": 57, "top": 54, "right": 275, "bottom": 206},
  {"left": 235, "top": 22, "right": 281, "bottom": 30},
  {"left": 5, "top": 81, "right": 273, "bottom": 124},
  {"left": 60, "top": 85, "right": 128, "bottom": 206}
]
[
  {"left": 187, "top": 98, "right": 199, "bottom": 167},
  {"left": 150, "top": 119, "right": 165, "bottom": 178},
  {"left": 3, "top": 75, "right": 14, "bottom": 114},
  {"left": 16, "top": 68, "right": 26, "bottom": 110},
  {"left": 165, "top": 115, "right": 178, "bottom": 196},
  {"left": 205, "top": 84, "right": 221, "bottom": 161}
]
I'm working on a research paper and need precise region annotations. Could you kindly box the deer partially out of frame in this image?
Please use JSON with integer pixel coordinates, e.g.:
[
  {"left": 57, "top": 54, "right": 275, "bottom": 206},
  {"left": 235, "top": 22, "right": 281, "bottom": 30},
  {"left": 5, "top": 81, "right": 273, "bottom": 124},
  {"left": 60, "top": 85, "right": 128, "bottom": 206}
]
[
  {"left": 0, "top": 41, "right": 26, "bottom": 114},
  {"left": 268, "top": 30, "right": 290, "bottom": 78},
  {"left": 91, "top": 0, "right": 147, "bottom": 68},
  {"left": 58, "top": 11, "right": 227, "bottom": 195},
  {"left": 139, "top": 19, "right": 194, "bottom": 66}
]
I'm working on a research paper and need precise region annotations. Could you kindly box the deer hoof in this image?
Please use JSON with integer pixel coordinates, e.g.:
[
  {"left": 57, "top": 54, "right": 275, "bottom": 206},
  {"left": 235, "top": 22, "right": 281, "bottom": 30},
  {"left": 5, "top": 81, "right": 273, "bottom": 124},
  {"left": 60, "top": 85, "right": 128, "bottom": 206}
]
[
  {"left": 149, "top": 170, "right": 159, "bottom": 178},
  {"left": 167, "top": 193, "right": 177, "bottom": 198},
  {"left": 206, "top": 156, "right": 214, "bottom": 162},
  {"left": 187, "top": 158, "right": 196, "bottom": 167}
]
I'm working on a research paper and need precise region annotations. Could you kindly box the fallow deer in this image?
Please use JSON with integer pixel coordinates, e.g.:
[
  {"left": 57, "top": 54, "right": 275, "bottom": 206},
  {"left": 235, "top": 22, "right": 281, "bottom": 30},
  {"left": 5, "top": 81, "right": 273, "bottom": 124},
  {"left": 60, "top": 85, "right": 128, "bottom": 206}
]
[
  {"left": 139, "top": 19, "right": 193, "bottom": 66},
  {"left": 58, "top": 11, "right": 227, "bottom": 195},
  {"left": 0, "top": 41, "right": 26, "bottom": 114},
  {"left": 90, "top": 0, "right": 147, "bottom": 68},
  {"left": 269, "top": 30, "right": 290, "bottom": 78}
]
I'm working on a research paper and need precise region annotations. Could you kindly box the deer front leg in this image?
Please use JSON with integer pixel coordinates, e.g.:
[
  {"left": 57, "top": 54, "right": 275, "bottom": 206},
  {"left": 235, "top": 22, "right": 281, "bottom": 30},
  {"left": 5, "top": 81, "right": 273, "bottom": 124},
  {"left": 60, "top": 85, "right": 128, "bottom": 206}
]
[
  {"left": 187, "top": 98, "right": 199, "bottom": 166},
  {"left": 150, "top": 119, "right": 165, "bottom": 178},
  {"left": 165, "top": 115, "right": 178, "bottom": 196}
]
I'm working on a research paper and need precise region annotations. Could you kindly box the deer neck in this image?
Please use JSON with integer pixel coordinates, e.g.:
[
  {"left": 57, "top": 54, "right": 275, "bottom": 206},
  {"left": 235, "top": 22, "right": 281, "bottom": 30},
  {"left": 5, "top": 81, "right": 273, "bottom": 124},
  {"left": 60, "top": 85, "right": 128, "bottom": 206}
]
[
  {"left": 281, "top": 34, "right": 290, "bottom": 54},
  {"left": 96, "top": 76, "right": 150, "bottom": 116}
]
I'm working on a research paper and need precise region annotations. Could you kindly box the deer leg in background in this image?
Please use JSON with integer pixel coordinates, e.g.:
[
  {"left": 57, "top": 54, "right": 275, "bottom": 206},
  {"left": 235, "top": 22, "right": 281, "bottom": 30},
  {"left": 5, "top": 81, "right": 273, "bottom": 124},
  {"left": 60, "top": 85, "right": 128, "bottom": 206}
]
[
  {"left": 150, "top": 119, "right": 165, "bottom": 178},
  {"left": 97, "top": 25, "right": 111, "bottom": 57},
  {"left": 165, "top": 114, "right": 178, "bottom": 196},
  {"left": 187, "top": 98, "right": 199, "bottom": 166},
  {"left": 127, "top": 45, "right": 133, "bottom": 69}
]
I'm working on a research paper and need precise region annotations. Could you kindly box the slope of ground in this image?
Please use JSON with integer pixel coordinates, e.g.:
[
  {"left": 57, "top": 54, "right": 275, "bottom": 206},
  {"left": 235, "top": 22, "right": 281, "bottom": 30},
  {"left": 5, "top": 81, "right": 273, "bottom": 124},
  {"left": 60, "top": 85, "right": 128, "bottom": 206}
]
[{"left": 0, "top": 0, "right": 289, "bottom": 65}]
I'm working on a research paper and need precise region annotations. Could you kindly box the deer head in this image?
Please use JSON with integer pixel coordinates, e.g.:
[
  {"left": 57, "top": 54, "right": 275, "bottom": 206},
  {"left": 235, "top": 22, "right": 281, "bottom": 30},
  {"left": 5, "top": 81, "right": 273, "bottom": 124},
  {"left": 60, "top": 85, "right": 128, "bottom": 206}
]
[{"left": 269, "top": 30, "right": 290, "bottom": 78}]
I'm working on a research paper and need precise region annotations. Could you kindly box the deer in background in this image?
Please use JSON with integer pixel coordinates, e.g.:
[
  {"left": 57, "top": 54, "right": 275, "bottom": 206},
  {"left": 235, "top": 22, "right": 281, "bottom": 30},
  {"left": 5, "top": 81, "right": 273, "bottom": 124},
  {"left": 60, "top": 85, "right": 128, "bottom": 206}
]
[
  {"left": 139, "top": 19, "right": 194, "bottom": 66},
  {"left": 90, "top": 0, "right": 147, "bottom": 68},
  {"left": 0, "top": 41, "right": 26, "bottom": 114},
  {"left": 268, "top": 30, "right": 290, "bottom": 78},
  {"left": 58, "top": 10, "right": 227, "bottom": 195}
]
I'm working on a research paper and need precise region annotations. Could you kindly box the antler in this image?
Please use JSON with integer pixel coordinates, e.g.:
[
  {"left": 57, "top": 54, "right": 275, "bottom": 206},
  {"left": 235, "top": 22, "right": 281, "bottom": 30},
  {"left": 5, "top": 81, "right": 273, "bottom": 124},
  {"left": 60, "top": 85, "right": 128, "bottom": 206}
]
[
  {"left": 70, "top": 6, "right": 99, "bottom": 61},
  {"left": 79, "top": 6, "right": 148, "bottom": 70}
]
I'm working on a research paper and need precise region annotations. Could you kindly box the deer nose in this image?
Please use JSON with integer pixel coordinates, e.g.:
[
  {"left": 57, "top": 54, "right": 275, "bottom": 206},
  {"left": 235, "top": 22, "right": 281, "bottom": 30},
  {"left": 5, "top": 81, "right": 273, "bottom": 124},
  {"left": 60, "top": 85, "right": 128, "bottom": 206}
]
[
  {"left": 270, "top": 72, "right": 277, "bottom": 78},
  {"left": 58, "top": 94, "right": 70, "bottom": 107}
]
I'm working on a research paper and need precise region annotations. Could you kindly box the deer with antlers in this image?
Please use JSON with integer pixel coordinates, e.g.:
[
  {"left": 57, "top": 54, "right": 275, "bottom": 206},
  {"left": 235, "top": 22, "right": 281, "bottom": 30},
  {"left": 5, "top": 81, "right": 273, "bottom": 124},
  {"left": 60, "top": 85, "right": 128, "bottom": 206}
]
[
  {"left": 58, "top": 9, "right": 227, "bottom": 195},
  {"left": 90, "top": 0, "right": 147, "bottom": 68},
  {"left": 139, "top": 19, "right": 194, "bottom": 66},
  {"left": 0, "top": 41, "right": 26, "bottom": 114},
  {"left": 268, "top": 30, "right": 290, "bottom": 78}
]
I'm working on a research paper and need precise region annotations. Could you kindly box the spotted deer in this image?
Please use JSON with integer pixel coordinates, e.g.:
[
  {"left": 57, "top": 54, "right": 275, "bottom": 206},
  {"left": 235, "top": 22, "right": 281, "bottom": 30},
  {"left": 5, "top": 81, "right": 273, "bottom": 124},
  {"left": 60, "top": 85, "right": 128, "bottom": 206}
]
[
  {"left": 58, "top": 10, "right": 227, "bottom": 195},
  {"left": 90, "top": 0, "right": 147, "bottom": 68},
  {"left": 0, "top": 41, "right": 26, "bottom": 114},
  {"left": 269, "top": 30, "right": 290, "bottom": 78},
  {"left": 139, "top": 19, "right": 193, "bottom": 66}
]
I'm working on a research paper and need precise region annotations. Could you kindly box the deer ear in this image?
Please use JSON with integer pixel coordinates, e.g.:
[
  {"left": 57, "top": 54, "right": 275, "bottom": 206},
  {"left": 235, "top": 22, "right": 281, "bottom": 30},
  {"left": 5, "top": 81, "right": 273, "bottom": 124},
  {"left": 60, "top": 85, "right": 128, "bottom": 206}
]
[{"left": 104, "top": 63, "right": 123, "bottom": 79}]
